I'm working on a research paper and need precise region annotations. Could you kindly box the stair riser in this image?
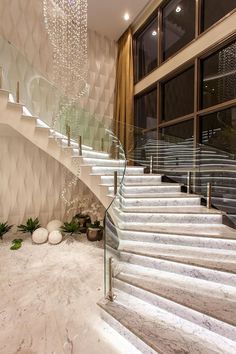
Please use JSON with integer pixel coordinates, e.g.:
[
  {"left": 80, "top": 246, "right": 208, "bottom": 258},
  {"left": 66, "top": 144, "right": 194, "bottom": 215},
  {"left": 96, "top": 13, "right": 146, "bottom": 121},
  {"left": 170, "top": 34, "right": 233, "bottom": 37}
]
[
  {"left": 119, "top": 186, "right": 181, "bottom": 195},
  {"left": 101, "top": 175, "right": 163, "bottom": 185},
  {"left": 119, "top": 252, "right": 236, "bottom": 286},
  {"left": 92, "top": 167, "right": 143, "bottom": 176},
  {"left": 115, "top": 273, "right": 236, "bottom": 327},
  {"left": 118, "top": 230, "right": 236, "bottom": 250},
  {"left": 117, "top": 213, "right": 222, "bottom": 225},
  {"left": 121, "top": 198, "right": 201, "bottom": 207},
  {"left": 100, "top": 309, "right": 156, "bottom": 354},
  {"left": 114, "top": 278, "right": 236, "bottom": 342}
]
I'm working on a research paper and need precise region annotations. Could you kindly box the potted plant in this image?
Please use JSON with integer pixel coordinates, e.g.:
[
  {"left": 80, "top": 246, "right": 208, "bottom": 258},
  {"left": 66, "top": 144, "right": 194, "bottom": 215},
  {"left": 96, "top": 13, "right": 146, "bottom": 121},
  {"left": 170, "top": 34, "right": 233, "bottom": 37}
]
[
  {"left": 0, "top": 221, "right": 13, "bottom": 240},
  {"left": 18, "top": 217, "right": 41, "bottom": 236},
  {"left": 87, "top": 220, "right": 103, "bottom": 242},
  {"left": 61, "top": 220, "right": 81, "bottom": 236},
  {"left": 73, "top": 213, "right": 91, "bottom": 231}
]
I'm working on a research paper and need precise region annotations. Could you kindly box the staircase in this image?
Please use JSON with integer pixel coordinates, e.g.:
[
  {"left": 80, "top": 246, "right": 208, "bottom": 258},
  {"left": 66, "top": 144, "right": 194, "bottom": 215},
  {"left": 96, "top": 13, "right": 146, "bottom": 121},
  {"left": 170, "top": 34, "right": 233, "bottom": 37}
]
[
  {"left": 99, "top": 171, "right": 236, "bottom": 352},
  {"left": 1, "top": 88, "right": 236, "bottom": 353}
]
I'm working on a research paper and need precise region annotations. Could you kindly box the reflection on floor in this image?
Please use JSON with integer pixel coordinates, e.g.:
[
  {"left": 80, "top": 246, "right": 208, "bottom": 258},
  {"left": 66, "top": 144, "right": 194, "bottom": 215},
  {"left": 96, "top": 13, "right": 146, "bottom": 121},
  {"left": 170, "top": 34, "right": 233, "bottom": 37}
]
[{"left": 0, "top": 232, "right": 141, "bottom": 354}]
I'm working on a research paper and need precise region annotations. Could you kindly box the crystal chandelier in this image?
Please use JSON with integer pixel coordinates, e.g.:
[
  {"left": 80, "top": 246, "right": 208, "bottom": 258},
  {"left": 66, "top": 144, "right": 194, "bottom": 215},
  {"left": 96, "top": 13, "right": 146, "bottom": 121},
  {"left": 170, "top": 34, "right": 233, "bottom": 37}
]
[{"left": 43, "top": 0, "right": 88, "bottom": 100}]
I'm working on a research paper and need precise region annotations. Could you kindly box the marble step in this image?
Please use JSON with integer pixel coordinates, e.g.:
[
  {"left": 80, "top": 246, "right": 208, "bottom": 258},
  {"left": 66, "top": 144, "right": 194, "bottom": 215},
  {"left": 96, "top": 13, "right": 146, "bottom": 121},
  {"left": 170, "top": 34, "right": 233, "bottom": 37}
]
[
  {"left": 113, "top": 221, "right": 236, "bottom": 237},
  {"left": 115, "top": 207, "right": 223, "bottom": 225},
  {"left": 119, "top": 252, "right": 236, "bottom": 287},
  {"left": 91, "top": 166, "right": 143, "bottom": 176},
  {"left": 117, "top": 184, "right": 182, "bottom": 196},
  {"left": 115, "top": 263, "right": 236, "bottom": 326},
  {"left": 118, "top": 229, "right": 236, "bottom": 249},
  {"left": 114, "top": 280, "right": 236, "bottom": 343},
  {"left": 99, "top": 289, "right": 236, "bottom": 354},
  {"left": 119, "top": 241, "right": 236, "bottom": 273},
  {"left": 81, "top": 157, "right": 124, "bottom": 167},
  {"left": 117, "top": 195, "right": 201, "bottom": 208},
  {"left": 100, "top": 174, "right": 162, "bottom": 185},
  {"left": 72, "top": 149, "right": 110, "bottom": 159}
]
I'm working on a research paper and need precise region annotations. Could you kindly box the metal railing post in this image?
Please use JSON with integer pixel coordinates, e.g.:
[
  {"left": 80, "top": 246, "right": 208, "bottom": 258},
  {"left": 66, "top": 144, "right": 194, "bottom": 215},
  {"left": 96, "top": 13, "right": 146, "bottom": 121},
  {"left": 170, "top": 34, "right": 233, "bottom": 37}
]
[
  {"left": 207, "top": 182, "right": 212, "bottom": 209},
  {"left": 107, "top": 257, "right": 115, "bottom": 302},
  {"left": 66, "top": 124, "right": 71, "bottom": 147},
  {"left": 114, "top": 171, "right": 118, "bottom": 195},
  {"left": 187, "top": 171, "right": 191, "bottom": 194},
  {"left": 0, "top": 67, "right": 2, "bottom": 89},
  {"left": 101, "top": 138, "right": 104, "bottom": 152},
  {"left": 150, "top": 155, "right": 153, "bottom": 174},
  {"left": 16, "top": 81, "right": 20, "bottom": 103},
  {"left": 78, "top": 135, "right": 82, "bottom": 156}
]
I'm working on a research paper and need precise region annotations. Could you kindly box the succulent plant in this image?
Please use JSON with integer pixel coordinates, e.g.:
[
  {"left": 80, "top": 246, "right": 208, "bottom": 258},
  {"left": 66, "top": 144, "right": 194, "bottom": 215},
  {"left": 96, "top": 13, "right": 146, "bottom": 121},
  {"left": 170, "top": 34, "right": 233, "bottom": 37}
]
[
  {"left": 61, "top": 220, "right": 81, "bottom": 236},
  {"left": 18, "top": 218, "right": 41, "bottom": 235},
  {"left": 0, "top": 222, "right": 13, "bottom": 240}
]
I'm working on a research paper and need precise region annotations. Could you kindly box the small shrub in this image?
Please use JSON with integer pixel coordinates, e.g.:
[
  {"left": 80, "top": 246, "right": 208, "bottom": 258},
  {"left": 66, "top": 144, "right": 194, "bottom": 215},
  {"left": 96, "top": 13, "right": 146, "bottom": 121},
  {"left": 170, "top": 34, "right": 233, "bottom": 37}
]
[
  {"left": 61, "top": 221, "right": 81, "bottom": 236},
  {"left": 18, "top": 218, "right": 41, "bottom": 235},
  {"left": 0, "top": 222, "right": 13, "bottom": 240}
]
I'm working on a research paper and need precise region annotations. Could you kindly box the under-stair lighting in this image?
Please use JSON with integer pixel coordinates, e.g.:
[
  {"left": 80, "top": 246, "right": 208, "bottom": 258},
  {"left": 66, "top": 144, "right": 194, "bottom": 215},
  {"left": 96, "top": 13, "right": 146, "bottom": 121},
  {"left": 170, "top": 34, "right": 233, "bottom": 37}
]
[
  {"left": 152, "top": 30, "right": 157, "bottom": 36},
  {"left": 124, "top": 12, "right": 130, "bottom": 21},
  {"left": 176, "top": 5, "right": 182, "bottom": 13}
]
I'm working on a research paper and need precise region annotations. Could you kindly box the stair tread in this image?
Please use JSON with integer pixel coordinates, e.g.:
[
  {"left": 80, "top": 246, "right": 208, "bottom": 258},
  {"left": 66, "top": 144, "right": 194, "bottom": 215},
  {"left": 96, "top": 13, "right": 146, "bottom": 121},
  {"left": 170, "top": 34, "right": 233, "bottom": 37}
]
[
  {"left": 120, "top": 206, "right": 220, "bottom": 213},
  {"left": 120, "top": 240, "right": 236, "bottom": 273},
  {"left": 116, "top": 222, "right": 236, "bottom": 238},
  {"left": 116, "top": 263, "right": 236, "bottom": 326},
  {"left": 99, "top": 290, "right": 236, "bottom": 354}
]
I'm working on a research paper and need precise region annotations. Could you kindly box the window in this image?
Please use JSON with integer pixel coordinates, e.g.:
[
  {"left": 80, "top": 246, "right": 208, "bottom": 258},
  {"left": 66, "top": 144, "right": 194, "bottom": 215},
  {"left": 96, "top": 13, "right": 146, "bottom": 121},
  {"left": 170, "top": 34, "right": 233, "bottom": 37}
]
[
  {"left": 160, "top": 119, "right": 194, "bottom": 144},
  {"left": 162, "top": 0, "right": 195, "bottom": 61},
  {"left": 202, "top": 0, "right": 236, "bottom": 32},
  {"left": 201, "top": 41, "right": 236, "bottom": 109},
  {"left": 162, "top": 66, "right": 194, "bottom": 121},
  {"left": 135, "top": 88, "right": 157, "bottom": 130},
  {"left": 135, "top": 16, "right": 158, "bottom": 82},
  {"left": 200, "top": 107, "right": 236, "bottom": 154}
]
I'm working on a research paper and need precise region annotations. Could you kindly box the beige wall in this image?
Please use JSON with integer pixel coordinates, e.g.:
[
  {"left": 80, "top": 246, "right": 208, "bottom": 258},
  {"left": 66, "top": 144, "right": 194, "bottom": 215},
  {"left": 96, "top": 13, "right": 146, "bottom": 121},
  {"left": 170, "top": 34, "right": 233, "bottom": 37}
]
[
  {"left": 0, "top": 0, "right": 117, "bottom": 125},
  {"left": 0, "top": 128, "right": 103, "bottom": 226}
]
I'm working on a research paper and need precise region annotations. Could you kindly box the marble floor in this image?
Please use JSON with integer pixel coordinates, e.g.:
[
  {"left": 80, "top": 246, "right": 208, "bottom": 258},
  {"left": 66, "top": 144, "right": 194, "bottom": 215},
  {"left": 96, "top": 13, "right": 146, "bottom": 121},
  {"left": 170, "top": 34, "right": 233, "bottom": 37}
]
[{"left": 0, "top": 232, "right": 140, "bottom": 354}]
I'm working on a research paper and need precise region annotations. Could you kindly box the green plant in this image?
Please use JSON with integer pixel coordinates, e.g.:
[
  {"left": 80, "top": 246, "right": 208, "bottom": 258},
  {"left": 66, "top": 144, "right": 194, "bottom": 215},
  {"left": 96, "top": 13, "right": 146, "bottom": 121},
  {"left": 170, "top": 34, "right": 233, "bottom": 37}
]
[
  {"left": 0, "top": 222, "right": 13, "bottom": 240},
  {"left": 87, "top": 220, "right": 103, "bottom": 229},
  {"left": 18, "top": 218, "right": 41, "bottom": 235},
  {"left": 61, "top": 220, "right": 81, "bottom": 236},
  {"left": 10, "top": 238, "right": 23, "bottom": 250}
]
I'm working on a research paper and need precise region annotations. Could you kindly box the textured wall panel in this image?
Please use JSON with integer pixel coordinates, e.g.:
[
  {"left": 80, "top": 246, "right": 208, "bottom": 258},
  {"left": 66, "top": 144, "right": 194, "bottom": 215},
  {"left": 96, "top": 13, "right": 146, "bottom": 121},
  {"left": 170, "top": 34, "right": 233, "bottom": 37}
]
[
  {"left": 0, "top": 133, "right": 103, "bottom": 226},
  {"left": 0, "top": 0, "right": 117, "bottom": 127}
]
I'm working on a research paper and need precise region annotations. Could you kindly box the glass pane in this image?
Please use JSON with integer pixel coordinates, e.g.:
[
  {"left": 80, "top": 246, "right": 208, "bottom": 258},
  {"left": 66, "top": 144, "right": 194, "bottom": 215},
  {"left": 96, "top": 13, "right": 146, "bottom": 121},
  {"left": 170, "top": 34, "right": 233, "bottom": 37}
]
[
  {"left": 162, "top": 66, "right": 194, "bottom": 121},
  {"left": 163, "top": 0, "right": 195, "bottom": 61},
  {"left": 160, "top": 119, "right": 194, "bottom": 144},
  {"left": 135, "top": 17, "right": 158, "bottom": 81},
  {"left": 135, "top": 88, "right": 157, "bottom": 130},
  {"left": 200, "top": 106, "right": 236, "bottom": 154},
  {"left": 202, "top": 0, "right": 236, "bottom": 32},
  {"left": 201, "top": 41, "right": 236, "bottom": 109}
]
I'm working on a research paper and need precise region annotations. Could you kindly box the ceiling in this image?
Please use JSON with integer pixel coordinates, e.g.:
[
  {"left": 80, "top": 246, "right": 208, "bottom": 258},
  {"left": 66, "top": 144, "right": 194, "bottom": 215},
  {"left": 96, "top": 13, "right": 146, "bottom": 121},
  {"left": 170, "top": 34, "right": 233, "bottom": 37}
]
[{"left": 88, "top": 0, "right": 151, "bottom": 41}]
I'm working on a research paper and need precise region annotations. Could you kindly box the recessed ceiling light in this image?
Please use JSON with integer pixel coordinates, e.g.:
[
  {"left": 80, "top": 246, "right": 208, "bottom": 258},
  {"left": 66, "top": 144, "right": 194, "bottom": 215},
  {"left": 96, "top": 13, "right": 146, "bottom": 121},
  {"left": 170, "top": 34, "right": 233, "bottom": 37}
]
[
  {"left": 176, "top": 5, "right": 182, "bottom": 13},
  {"left": 124, "top": 13, "right": 130, "bottom": 21},
  {"left": 152, "top": 30, "right": 157, "bottom": 36}
]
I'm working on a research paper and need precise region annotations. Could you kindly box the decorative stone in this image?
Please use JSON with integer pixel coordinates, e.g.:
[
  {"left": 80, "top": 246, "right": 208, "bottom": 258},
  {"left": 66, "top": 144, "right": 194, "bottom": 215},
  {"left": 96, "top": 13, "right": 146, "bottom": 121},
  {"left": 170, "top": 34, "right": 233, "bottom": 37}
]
[
  {"left": 32, "top": 228, "right": 48, "bottom": 244},
  {"left": 48, "top": 230, "right": 63, "bottom": 245},
  {"left": 46, "top": 220, "right": 63, "bottom": 233}
]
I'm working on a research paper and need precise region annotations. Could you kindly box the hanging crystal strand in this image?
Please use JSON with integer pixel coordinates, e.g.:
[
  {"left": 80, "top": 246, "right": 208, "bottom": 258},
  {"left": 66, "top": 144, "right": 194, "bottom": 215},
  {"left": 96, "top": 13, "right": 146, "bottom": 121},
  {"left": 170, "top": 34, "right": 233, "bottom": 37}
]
[{"left": 43, "top": 0, "right": 88, "bottom": 208}]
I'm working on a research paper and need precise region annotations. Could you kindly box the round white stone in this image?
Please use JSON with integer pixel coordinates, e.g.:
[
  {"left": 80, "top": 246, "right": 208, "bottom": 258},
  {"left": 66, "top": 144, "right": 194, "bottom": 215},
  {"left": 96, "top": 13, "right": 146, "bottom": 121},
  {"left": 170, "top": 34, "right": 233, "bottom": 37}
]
[
  {"left": 48, "top": 230, "right": 63, "bottom": 245},
  {"left": 32, "top": 228, "right": 48, "bottom": 244},
  {"left": 46, "top": 220, "right": 63, "bottom": 233}
]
